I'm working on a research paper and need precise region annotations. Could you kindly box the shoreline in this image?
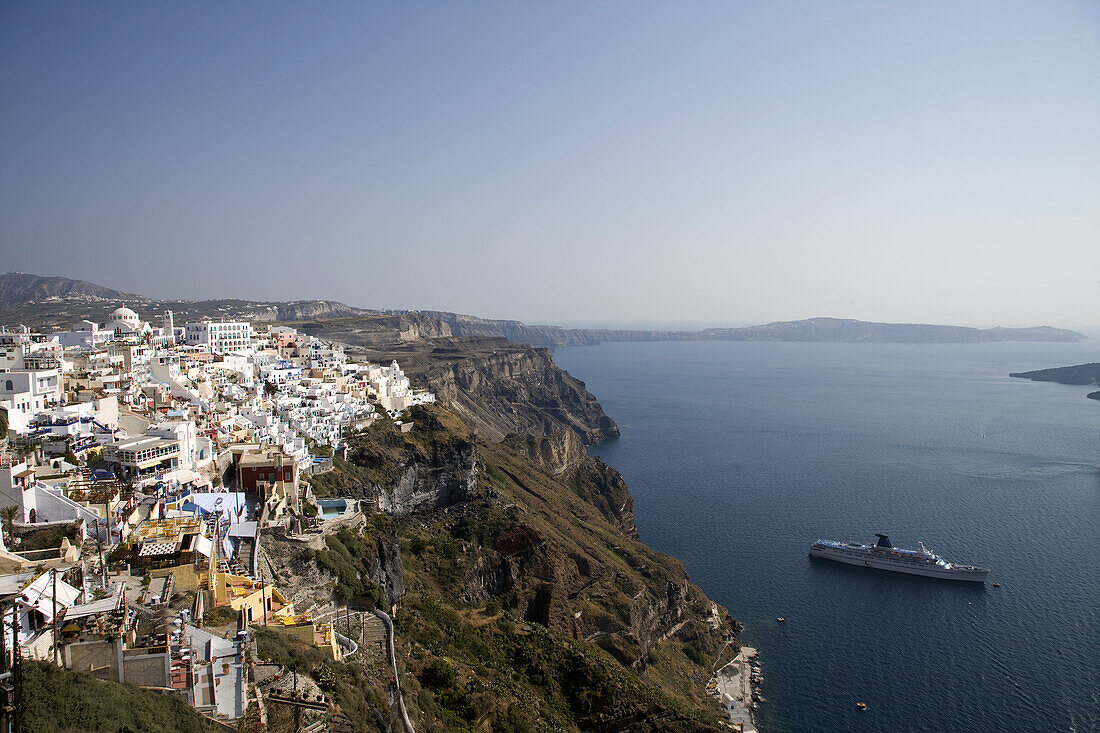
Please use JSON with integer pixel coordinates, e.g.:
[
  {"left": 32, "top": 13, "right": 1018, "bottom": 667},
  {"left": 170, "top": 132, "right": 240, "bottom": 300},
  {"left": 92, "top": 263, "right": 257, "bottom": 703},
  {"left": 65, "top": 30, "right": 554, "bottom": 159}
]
[{"left": 708, "top": 646, "right": 760, "bottom": 732}]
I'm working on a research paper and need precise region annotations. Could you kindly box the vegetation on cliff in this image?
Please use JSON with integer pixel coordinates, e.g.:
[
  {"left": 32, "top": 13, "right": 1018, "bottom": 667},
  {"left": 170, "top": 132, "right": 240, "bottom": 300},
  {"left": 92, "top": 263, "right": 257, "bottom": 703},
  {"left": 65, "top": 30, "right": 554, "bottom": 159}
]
[
  {"left": 21, "top": 660, "right": 217, "bottom": 733},
  {"left": 276, "top": 405, "right": 737, "bottom": 732}
]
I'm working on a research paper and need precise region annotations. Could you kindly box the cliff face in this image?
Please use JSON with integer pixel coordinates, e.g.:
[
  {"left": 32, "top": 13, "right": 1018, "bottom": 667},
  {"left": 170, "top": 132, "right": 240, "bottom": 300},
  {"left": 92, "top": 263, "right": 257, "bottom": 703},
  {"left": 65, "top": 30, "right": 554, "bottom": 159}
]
[
  {"left": 270, "top": 300, "right": 373, "bottom": 321},
  {"left": 406, "top": 426, "right": 733, "bottom": 730},
  {"left": 567, "top": 454, "right": 638, "bottom": 537},
  {"left": 297, "top": 312, "right": 452, "bottom": 347},
  {"left": 367, "top": 532, "right": 407, "bottom": 608},
  {"left": 423, "top": 343, "right": 619, "bottom": 445},
  {"left": 288, "top": 407, "right": 735, "bottom": 731},
  {"left": 375, "top": 439, "right": 479, "bottom": 516},
  {"left": 500, "top": 429, "right": 590, "bottom": 476}
]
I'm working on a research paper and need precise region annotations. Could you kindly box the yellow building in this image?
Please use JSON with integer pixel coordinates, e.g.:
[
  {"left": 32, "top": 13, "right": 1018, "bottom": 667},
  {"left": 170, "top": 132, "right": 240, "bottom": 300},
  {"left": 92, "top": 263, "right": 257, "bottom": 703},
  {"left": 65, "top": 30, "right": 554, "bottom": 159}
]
[
  {"left": 267, "top": 605, "right": 343, "bottom": 661},
  {"left": 212, "top": 572, "right": 287, "bottom": 625}
]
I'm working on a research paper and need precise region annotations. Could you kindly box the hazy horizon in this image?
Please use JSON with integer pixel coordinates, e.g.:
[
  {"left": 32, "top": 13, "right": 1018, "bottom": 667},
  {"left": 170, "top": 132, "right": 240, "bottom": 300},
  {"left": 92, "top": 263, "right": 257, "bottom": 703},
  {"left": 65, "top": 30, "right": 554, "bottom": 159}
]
[
  {"left": 7, "top": 266, "right": 1100, "bottom": 336},
  {"left": 2, "top": 2, "right": 1098, "bottom": 327}
]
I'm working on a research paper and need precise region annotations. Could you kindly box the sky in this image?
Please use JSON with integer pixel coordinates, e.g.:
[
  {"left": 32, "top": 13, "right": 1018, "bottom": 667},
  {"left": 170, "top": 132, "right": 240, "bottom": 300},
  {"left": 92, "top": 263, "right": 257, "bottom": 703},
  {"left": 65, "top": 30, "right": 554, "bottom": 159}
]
[{"left": 1, "top": 1, "right": 1098, "bottom": 328}]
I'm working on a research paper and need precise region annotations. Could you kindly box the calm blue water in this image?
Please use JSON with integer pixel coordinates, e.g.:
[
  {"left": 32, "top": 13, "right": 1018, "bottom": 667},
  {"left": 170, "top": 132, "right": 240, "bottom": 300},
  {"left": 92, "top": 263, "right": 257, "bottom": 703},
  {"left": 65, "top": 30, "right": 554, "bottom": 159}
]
[{"left": 554, "top": 341, "right": 1100, "bottom": 733}]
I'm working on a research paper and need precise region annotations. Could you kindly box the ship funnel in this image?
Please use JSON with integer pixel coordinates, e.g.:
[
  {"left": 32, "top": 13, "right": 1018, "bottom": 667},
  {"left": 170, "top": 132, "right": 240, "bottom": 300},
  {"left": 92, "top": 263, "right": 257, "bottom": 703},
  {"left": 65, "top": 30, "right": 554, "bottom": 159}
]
[{"left": 874, "top": 533, "right": 892, "bottom": 548}]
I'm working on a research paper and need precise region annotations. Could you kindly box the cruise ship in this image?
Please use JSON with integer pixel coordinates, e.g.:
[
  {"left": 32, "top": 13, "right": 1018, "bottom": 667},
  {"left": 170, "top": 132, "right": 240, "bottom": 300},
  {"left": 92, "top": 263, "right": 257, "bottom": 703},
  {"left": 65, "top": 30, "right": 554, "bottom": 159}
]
[{"left": 809, "top": 534, "right": 990, "bottom": 582}]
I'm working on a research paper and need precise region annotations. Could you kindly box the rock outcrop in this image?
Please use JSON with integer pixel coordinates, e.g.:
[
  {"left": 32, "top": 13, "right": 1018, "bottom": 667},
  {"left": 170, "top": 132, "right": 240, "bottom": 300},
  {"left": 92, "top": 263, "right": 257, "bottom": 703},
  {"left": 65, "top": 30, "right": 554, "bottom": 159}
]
[
  {"left": 566, "top": 455, "right": 637, "bottom": 537},
  {"left": 296, "top": 312, "right": 452, "bottom": 347},
  {"left": 367, "top": 532, "right": 406, "bottom": 608},
  {"left": 423, "top": 342, "right": 619, "bottom": 444},
  {"left": 374, "top": 439, "right": 479, "bottom": 516},
  {"left": 501, "top": 429, "right": 589, "bottom": 476}
]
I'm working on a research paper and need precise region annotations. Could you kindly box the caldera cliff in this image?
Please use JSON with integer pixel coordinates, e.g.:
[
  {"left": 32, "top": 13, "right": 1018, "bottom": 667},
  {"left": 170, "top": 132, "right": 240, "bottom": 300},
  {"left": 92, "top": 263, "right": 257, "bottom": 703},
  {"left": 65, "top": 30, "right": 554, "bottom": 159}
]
[{"left": 263, "top": 348, "right": 735, "bottom": 732}]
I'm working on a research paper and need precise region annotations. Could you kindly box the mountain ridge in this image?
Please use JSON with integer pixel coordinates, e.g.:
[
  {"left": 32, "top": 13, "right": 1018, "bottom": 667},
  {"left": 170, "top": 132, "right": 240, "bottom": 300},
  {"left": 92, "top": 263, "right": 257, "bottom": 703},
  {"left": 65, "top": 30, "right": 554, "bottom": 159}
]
[
  {"left": 0, "top": 272, "right": 1084, "bottom": 344},
  {"left": 399, "top": 311, "right": 1086, "bottom": 346},
  {"left": 0, "top": 271, "right": 145, "bottom": 307}
]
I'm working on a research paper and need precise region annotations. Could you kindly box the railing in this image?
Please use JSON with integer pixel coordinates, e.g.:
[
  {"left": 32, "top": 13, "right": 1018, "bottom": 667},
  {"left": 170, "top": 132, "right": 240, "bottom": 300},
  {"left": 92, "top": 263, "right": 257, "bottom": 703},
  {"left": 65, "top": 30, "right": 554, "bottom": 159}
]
[{"left": 13, "top": 547, "right": 61, "bottom": 562}]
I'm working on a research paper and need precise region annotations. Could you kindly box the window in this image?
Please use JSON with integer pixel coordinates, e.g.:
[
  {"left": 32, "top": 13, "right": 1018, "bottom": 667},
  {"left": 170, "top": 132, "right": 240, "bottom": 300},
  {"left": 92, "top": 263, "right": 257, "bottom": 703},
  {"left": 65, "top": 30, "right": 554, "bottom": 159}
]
[{"left": 3, "top": 380, "right": 11, "bottom": 390}]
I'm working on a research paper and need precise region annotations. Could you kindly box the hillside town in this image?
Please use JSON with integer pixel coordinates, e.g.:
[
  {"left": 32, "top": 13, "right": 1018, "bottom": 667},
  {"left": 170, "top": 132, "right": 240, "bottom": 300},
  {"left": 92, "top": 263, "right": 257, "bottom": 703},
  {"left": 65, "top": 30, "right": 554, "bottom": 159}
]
[{"left": 0, "top": 305, "right": 435, "bottom": 728}]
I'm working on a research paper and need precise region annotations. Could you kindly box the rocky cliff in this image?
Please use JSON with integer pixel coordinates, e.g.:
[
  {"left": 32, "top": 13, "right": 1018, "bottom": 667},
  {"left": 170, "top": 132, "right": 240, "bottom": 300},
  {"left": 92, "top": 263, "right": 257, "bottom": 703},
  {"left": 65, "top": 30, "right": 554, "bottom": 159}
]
[
  {"left": 375, "top": 438, "right": 479, "bottom": 516},
  {"left": 281, "top": 406, "right": 735, "bottom": 732},
  {"left": 420, "top": 341, "right": 620, "bottom": 444},
  {"left": 269, "top": 299, "right": 372, "bottom": 321},
  {"left": 501, "top": 429, "right": 590, "bottom": 476},
  {"left": 296, "top": 312, "right": 453, "bottom": 346}
]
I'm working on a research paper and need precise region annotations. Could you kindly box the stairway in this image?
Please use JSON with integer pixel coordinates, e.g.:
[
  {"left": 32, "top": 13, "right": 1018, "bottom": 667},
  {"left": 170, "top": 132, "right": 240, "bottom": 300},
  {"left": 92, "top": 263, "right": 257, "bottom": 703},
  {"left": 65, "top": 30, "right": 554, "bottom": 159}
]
[{"left": 360, "top": 614, "right": 386, "bottom": 652}]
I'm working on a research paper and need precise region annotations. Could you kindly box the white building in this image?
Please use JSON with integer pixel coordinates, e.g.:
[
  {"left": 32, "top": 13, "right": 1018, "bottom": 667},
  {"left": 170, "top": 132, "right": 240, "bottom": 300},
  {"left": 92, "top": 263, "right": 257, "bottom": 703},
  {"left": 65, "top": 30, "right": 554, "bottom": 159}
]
[
  {"left": 0, "top": 368, "right": 63, "bottom": 433},
  {"left": 184, "top": 321, "right": 252, "bottom": 354},
  {"left": 103, "top": 306, "right": 152, "bottom": 339},
  {"left": 0, "top": 459, "right": 34, "bottom": 518},
  {"left": 259, "top": 361, "right": 302, "bottom": 386},
  {"left": 4, "top": 572, "right": 83, "bottom": 659},
  {"left": 52, "top": 320, "right": 113, "bottom": 349}
]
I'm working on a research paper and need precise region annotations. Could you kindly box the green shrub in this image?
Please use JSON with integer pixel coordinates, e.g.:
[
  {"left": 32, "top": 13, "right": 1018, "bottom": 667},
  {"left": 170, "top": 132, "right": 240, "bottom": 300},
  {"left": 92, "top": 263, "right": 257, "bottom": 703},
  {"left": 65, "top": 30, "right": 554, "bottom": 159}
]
[
  {"left": 22, "top": 660, "right": 217, "bottom": 732},
  {"left": 253, "top": 627, "right": 333, "bottom": 676},
  {"left": 682, "top": 642, "right": 705, "bottom": 666},
  {"left": 420, "top": 658, "right": 456, "bottom": 690},
  {"left": 202, "top": 605, "right": 238, "bottom": 627},
  {"left": 313, "top": 527, "right": 383, "bottom": 605}
]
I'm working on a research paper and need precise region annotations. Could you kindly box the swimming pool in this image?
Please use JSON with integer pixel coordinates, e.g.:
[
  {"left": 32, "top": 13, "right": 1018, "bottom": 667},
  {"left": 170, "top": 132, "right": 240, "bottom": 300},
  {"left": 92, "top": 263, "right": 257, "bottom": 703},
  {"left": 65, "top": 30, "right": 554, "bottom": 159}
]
[{"left": 317, "top": 499, "right": 348, "bottom": 519}]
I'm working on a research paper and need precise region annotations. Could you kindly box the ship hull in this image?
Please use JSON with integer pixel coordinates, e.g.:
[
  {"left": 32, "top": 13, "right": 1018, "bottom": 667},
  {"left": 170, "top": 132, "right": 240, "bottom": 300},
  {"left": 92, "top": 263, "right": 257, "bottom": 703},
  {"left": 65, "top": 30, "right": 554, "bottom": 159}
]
[{"left": 809, "top": 546, "right": 989, "bottom": 582}]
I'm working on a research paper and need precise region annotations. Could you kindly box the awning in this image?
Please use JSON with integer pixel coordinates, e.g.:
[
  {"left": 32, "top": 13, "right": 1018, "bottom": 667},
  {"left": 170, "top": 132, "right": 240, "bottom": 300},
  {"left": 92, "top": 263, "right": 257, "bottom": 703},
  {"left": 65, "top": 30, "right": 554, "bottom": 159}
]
[{"left": 139, "top": 541, "right": 179, "bottom": 557}]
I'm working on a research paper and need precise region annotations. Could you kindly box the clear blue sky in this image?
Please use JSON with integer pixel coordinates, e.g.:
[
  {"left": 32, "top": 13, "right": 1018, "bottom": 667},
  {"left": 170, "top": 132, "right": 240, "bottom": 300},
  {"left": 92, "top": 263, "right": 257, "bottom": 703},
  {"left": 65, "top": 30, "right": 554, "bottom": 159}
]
[{"left": 1, "top": 1, "right": 1098, "bottom": 327}]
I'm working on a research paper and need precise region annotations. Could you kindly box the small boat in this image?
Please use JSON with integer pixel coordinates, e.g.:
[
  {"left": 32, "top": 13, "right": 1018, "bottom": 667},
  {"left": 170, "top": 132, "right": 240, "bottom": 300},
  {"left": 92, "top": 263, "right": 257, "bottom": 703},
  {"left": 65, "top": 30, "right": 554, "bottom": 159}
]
[
  {"left": 993, "top": 582, "right": 1001, "bottom": 587},
  {"left": 856, "top": 702, "right": 867, "bottom": 710},
  {"left": 776, "top": 617, "right": 786, "bottom": 623}
]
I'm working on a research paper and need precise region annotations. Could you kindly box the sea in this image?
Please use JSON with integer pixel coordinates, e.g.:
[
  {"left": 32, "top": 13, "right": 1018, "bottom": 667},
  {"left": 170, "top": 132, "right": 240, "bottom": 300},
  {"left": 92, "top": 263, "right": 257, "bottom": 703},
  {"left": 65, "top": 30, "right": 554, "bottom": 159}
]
[{"left": 553, "top": 340, "right": 1100, "bottom": 733}]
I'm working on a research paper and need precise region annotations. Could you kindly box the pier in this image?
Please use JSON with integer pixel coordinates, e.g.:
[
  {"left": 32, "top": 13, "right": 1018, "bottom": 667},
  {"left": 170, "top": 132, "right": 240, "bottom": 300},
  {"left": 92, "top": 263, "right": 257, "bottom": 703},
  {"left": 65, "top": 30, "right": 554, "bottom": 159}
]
[{"left": 708, "top": 646, "right": 759, "bottom": 732}]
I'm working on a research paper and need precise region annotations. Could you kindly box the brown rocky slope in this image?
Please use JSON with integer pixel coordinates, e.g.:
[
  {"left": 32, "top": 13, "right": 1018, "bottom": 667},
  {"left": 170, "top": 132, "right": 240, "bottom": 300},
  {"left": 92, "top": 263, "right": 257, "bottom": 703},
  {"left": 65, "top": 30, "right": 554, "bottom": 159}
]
[{"left": 289, "top": 404, "right": 737, "bottom": 732}]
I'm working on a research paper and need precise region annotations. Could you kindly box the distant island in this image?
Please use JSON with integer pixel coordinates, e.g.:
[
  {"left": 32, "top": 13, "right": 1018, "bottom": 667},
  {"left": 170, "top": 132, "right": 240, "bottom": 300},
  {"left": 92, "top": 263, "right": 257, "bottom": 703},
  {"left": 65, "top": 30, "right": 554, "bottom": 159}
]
[
  {"left": 1008, "top": 363, "right": 1100, "bottom": 385},
  {"left": 411, "top": 313, "right": 1085, "bottom": 347},
  {"left": 1009, "top": 363, "right": 1100, "bottom": 403},
  {"left": 1007, "top": 363, "right": 1100, "bottom": 402}
]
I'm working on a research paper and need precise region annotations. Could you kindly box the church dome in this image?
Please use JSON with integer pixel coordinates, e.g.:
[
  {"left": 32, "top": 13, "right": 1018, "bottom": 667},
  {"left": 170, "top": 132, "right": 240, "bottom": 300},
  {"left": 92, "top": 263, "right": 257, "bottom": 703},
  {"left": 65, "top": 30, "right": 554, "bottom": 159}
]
[{"left": 110, "top": 306, "right": 140, "bottom": 326}]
